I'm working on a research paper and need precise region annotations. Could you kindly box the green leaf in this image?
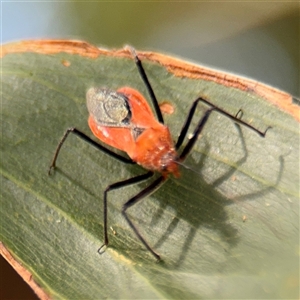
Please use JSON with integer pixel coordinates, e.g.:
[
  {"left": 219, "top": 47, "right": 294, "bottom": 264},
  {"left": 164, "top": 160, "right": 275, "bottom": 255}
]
[{"left": 1, "top": 40, "right": 299, "bottom": 299}]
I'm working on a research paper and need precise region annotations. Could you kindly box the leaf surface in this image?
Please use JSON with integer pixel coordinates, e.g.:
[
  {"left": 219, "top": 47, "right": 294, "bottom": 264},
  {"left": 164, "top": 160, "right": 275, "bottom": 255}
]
[{"left": 1, "top": 40, "right": 299, "bottom": 299}]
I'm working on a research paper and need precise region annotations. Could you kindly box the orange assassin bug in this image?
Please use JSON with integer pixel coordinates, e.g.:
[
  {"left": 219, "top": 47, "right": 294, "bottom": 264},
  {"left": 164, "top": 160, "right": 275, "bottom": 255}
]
[{"left": 49, "top": 47, "right": 270, "bottom": 260}]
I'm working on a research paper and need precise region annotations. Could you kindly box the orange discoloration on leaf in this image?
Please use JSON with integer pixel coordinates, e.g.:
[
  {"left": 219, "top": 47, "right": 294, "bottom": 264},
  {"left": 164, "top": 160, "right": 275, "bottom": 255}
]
[
  {"left": 159, "top": 101, "right": 175, "bottom": 115},
  {"left": 61, "top": 59, "right": 71, "bottom": 67},
  {"left": 1, "top": 40, "right": 101, "bottom": 58}
]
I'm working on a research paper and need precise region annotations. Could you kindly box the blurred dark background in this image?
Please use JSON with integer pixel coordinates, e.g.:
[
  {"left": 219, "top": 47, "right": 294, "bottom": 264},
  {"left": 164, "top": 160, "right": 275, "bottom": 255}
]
[
  {"left": 1, "top": 2, "right": 299, "bottom": 299},
  {"left": 2, "top": 2, "right": 299, "bottom": 96}
]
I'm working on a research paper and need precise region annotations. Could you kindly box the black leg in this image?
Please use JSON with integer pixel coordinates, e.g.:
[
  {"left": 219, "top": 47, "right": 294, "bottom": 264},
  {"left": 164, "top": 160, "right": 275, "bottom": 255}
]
[
  {"left": 178, "top": 98, "right": 271, "bottom": 161},
  {"left": 122, "top": 175, "right": 166, "bottom": 260},
  {"left": 175, "top": 97, "right": 271, "bottom": 157},
  {"left": 98, "top": 170, "right": 154, "bottom": 253},
  {"left": 195, "top": 98, "right": 271, "bottom": 137},
  {"left": 179, "top": 108, "right": 215, "bottom": 161},
  {"left": 126, "top": 46, "right": 164, "bottom": 125},
  {"left": 175, "top": 98, "right": 201, "bottom": 150},
  {"left": 48, "top": 127, "right": 135, "bottom": 175}
]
